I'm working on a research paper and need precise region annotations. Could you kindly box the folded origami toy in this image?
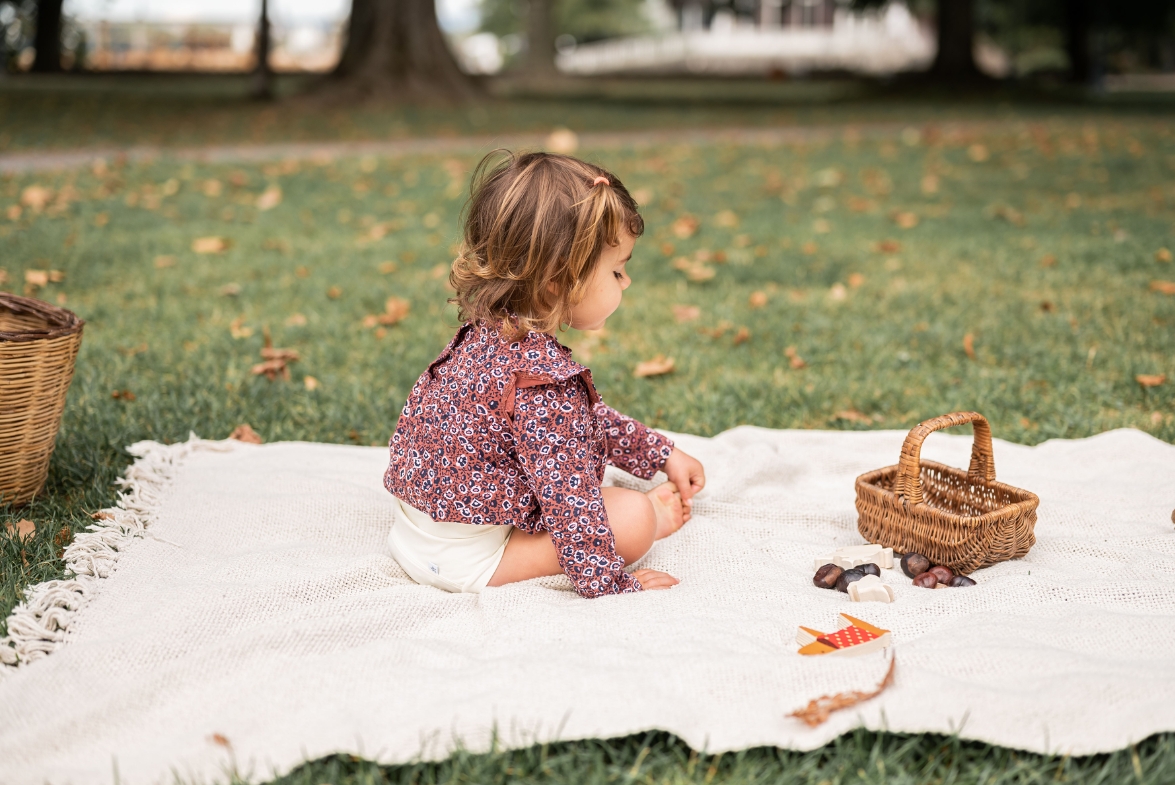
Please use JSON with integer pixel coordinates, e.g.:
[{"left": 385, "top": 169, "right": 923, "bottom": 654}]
[{"left": 796, "top": 613, "right": 893, "bottom": 657}]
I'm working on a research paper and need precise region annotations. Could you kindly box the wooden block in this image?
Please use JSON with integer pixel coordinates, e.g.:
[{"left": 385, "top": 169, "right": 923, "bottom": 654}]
[
  {"left": 798, "top": 640, "right": 838, "bottom": 656},
  {"left": 795, "top": 626, "right": 826, "bottom": 646},
  {"left": 847, "top": 574, "right": 895, "bottom": 603},
  {"left": 813, "top": 544, "right": 894, "bottom": 571}
]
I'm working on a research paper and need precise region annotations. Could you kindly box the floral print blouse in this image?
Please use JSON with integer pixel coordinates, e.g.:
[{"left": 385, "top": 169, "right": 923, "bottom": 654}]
[{"left": 385, "top": 320, "right": 674, "bottom": 597}]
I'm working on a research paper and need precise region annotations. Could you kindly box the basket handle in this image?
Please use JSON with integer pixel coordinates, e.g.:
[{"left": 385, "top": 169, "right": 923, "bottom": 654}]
[{"left": 895, "top": 411, "right": 996, "bottom": 506}]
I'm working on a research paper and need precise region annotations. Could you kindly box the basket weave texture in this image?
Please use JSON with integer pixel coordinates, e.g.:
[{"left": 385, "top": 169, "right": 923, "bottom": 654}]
[
  {"left": 855, "top": 411, "right": 1039, "bottom": 574},
  {"left": 0, "top": 293, "right": 84, "bottom": 506}
]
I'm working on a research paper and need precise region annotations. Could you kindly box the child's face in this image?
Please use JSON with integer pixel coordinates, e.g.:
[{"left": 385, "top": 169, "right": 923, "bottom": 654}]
[{"left": 568, "top": 231, "right": 635, "bottom": 331}]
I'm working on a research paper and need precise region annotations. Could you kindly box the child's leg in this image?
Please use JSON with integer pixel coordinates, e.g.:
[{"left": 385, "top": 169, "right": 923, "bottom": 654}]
[{"left": 486, "top": 484, "right": 684, "bottom": 587}]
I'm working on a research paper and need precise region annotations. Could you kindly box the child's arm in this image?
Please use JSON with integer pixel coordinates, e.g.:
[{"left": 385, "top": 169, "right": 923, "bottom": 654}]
[
  {"left": 513, "top": 383, "right": 642, "bottom": 598},
  {"left": 593, "top": 403, "right": 674, "bottom": 479}
]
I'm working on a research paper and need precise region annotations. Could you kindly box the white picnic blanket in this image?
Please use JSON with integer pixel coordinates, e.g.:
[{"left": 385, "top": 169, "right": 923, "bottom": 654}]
[{"left": 2, "top": 426, "right": 1173, "bottom": 785}]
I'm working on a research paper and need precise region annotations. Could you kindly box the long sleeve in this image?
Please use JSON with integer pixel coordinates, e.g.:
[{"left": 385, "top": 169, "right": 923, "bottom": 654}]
[
  {"left": 593, "top": 402, "right": 674, "bottom": 480},
  {"left": 512, "top": 381, "right": 642, "bottom": 598}
]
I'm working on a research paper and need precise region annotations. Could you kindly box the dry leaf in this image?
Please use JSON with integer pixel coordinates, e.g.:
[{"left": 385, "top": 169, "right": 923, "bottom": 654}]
[
  {"left": 5, "top": 519, "right": 36, "bottom": 541},
  {"left": 263, "top": 238, "right": 291, "bottom": 253},
  {"left": 672, "top": 215, "right": 699, "bottom": 239},
  {"left": 673, "top": 304, "right": 701, "bottom": 322},
  {"left": 813, "top": 218, "right": 832, "bottom": 234},
  {"left": 202, "top": 180, "right": 223, "bottom": 197},
  {"left": 967, "top": 143, "right": 989, "bottom": 162},
  {"left": 54, "top": 525, "right": 72, "bottom": 555},
  {"left": 380, "top": 297, "right": 410, "bottom": 325},
  {"left": 6, "top": 205, "right": 21, "bottom": 221},
  {"left": 801, "top": 241, "right": 818, "bottom": 255},
  {"left": 253, "top": 343, "right": 300, "bottom": 381},
  {"left": 829, "top": 283, "right": 847, "bottom": 301},
  {"left": 24, "top": 269, "right": 49, "bottom": 287},
  {"left": 116, "top": 342, "right": 148, "bottom": 357},
  {"left": 192, "top": 236, "right": 228, "bottom": 254},
  {"left": 378, "top": 261, "right": 397, "bottom": 274},
  {"left": 228, "top": 424, "right": 263, "bottom": 443},
  {"left": 20, "top": 185, "right": 52, "bottom": 211},
  {"left": 295, "top": 266, "right": 311, "bottom": 279},
  {"left": 685, "top": 264, "right": 716, "bottom": 282},
  {"left": 963, "top": 332, "right": 976, "bottom": 360},
  {"left": 785, "top": 346, "right": 807, "bottom": 369},
  {"left": 920, "top": 174, "right": 939, "bottom": 194},
  {"left": 789, "top": 656, "right": 895, "bottom": 728},
  {"left": 835, "top": 409, "right": 873, "bottom": 423},
  {"left": 91, "top": 511, "right": 115, "bottom": 521},
  {"left": 92, "top": 212, "right": 109, "bottom": 227},
  {"left": 110, "top": 389, "right": 136, "bottom": 401},
  {"left": 219, "top": 283, "right": 241, "bottom": 297},
  {"left": 748, "top": 291, "right": 768, "bottom": 308},
  {"left": 1150, "top": 280, "right": 1175, "bottom": 295},
  {"left": 0, "top": 269, "right": 7, "bottom": 285},
  {"left": 229, "top": 317, "right": 253, "bottom": 339},
  {"left": 1040, "top": 300, "right": 1055, "bottom": 313},
  {"left": 733, "top": 326, "right": 751, "bottom": 345},
  {"left": 847, "top": 273, "right": 865, "bottom": 288},
  {"left": 1040, "top": 253, "right": 1058, "bottom": 268},
  {"left": 1065, "top": 192, "right": 1082, "bottom": 209},
  {"left": 209, "top": 733, "right": 232, "bottom": 748},
  {"left": 154, "top": 255, "right": 177, "bottom": 269},
  {"left": 256, "top": 185, "right": 282, "bottom": 211},
  {"left": 303, "top": 376, "right": 320, "bottom": 391},
  {"left": 1156, "top": 248, "right": 1172, "bottom": 263},
  {"left": 1136, "top": 374, "right": 1166, "bottom": 388},
  {"left": 546, "top": 128, "right": 579, "bottom": 154},
  {"left": 714, "top": 209, "right": 739, "bottom": 228},
  {"left": 894, "top": 212, "right": 919, "bottom": 229},
  {"left": 285, "top": 313, "right": 307, "bottom": 327},
  {"left": 326, "top": 286, "right": 342, "bottom": 299},
  {"left": 660, "top": 242, "right": 675, "bottom": 256},
  {"left": 875, "top": 239, "right": 901, "bottom": 253},
  {"left": 991, "top": 205, "right": 1025, "bottom": 226},
  {"left": 634, "top": 355, "right": 675, "bottom": 378}
]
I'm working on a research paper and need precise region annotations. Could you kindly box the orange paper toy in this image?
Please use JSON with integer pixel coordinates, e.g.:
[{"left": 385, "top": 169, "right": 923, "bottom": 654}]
[{"left": 796, "top": 614, "right": 892, "bottom": 657}]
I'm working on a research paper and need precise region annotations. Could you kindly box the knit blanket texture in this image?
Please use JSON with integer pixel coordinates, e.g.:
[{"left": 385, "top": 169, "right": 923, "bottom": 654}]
[{"left": 1, "top": 426, "right": 1173, "bottom": 784}]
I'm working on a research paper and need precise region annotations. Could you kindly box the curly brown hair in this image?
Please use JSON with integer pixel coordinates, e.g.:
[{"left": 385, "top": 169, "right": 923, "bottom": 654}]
[{"left": 449, "top": 150, "right": 644, "bottom": 338}]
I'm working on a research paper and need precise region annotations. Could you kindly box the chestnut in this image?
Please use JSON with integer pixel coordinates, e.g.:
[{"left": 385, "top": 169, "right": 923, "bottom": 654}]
[
  {"left": 813, "top": 563, "right": 844, "bottom": 590},
  {"left": 949, "top": 575, "right": 976, "bottom": 587},
  {"left": 835, "top": 568, "right": 866, "bottom": 593},
  {"left": 929, "top": 565, "right": 954, "bottom": 584},
  {"left": 912, "top": 571, "right": 938, "bottom": 588},
  {"left": 858, "top": 562, "right": 881, "bottom": 577},
  {"left": 901, "top": 552, "right": 930, "bottom": 578}
]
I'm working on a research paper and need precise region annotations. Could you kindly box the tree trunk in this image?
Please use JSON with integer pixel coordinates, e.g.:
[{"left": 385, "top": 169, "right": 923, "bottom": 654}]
[
  {"left": 32, "top": 0, "right": 64, "bottom": 73},
  {"left": 331, "top": 0, "right": 477, "bottom": 102},
  {"left": 525, "top": 0, "right": 557, "bottom": 79},
  {"left": 251, "top": 0, "right": 274, "bottom": 100},
  {"left": 1064, "top": 0, "right": 1093, "bottom": 84},
  {"left": 931, "top": 0, "right": 981, "bottom": 80}
]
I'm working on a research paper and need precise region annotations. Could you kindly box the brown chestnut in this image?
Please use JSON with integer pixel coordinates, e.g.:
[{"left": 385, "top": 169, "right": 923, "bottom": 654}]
[
  {"left": 858, "top": 562, "right": 881, "bottom": 577},
  {"left": 912, "top": 571, "right": 938, "bottom": 588},
  {"left": 949, "top": 575, "right": 976, "bottom": 587},
  {"left": 813, "top": 563, "right": 844, "bottom": 590},
  {"left": 835, "top": 568, "right": 866, "bottom": 593},
  {"left": 929, "top": 565, "right": 954, "bottom": 584},
  {"left": 901, "top": 552, "right": 930, "bottom": 578}
]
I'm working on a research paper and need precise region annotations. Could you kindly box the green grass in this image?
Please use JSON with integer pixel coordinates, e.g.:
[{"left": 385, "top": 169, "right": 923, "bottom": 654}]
[{"left": 2, "top": 101, "right": 1174, "bottom": 783}]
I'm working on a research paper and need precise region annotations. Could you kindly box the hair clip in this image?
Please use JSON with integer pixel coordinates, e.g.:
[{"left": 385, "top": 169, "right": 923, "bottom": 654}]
[{"left": 591, "top": 176, "right": 610, "bottom": 187}]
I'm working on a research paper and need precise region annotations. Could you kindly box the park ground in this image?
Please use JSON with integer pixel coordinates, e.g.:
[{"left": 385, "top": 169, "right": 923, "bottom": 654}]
[{"left": 1, "top": 76, "right": 1174, "bottom": 783}]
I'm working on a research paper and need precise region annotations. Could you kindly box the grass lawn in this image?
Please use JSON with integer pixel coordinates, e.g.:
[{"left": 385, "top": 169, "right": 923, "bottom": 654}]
[{"left": 2, "top": 96, "right": 1174, "bottom": 782}]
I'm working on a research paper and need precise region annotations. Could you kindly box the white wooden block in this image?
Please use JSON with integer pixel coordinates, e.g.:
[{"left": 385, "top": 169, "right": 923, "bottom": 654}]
[
  {"left": 847, "top": 574, "right": 895, "bottom": 603},
  {"left": 813, "top": 544, "right": 894, "bottom": 571}
]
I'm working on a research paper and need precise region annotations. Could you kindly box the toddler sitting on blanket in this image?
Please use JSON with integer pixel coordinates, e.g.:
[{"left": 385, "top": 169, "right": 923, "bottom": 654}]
[{"left": 384, "top": 151, "right": 705, "bottom": 598}]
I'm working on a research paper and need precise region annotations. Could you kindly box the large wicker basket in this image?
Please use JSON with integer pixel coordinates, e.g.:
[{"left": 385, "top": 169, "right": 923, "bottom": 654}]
[
  {"left": 0, "top": 293, "right": 85, "bottom": 506},
  {"left": 855, "top": 411, "right": 1039, "bottom": 575}
]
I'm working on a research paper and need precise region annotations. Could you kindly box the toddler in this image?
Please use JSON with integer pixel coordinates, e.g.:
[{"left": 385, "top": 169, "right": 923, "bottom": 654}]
[{"left": 384, "top": 151, "right": 705, "bottom": 598}]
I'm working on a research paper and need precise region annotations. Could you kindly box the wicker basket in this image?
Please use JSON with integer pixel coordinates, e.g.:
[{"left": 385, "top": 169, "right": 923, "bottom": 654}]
[
  {"left": 855, "top": 411, "right": 1039, "bottom": 575},
  {"left": 0, "top": 293, "right": 85, "bottom": 506}
]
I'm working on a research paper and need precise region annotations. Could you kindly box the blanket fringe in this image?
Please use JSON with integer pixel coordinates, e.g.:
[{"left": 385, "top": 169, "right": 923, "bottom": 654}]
[{"left": 0, "top": 433, "right": 238, "bottom": 673}]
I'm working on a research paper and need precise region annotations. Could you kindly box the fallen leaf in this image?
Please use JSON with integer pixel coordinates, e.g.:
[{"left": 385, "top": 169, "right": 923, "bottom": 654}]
[
  {"left": 219, "top": 283, "right": 241, "bottom": 297},
  {"left": 285, "top": 313, "right": 307, "bottom": 327},
  {"left": 875, "top": 239, "right": 901, "bottom": 253},
  {"left": 813, "top": 218, "right": 832, "bottom": 234},
  {"left": 894, "top": 212, "right": 919, "bottom": 229},
  {"left": 91, "top": 511, "right": 115, "bottom": 521},
  {"left": 685, "top": 264, "right": 715, "bottom": 282},
  {"left": 20, "top": 185, "right": 52, "bottom": 211},
  {"left": 154, "top": 255, "right": 177, "bottom": 269},
  {"left": 847, "top": 273, "right": 865, "bottom": 288},
  {"left": 110, "top": 389, "right": 136, "bottom": 401},
  {"left": 834, "top": 409, "right": 873, "bottom": 423},
  {"left": 24, "top": 269, "right": 49, "bottom": 287},
  {"left": 1040, "top": 301, "right": 1055, "bottom": 313},
  {"left": 253, "top": 339, "right": 300, "bottom": 381},
  {"left": 1065, "top": 192, "right": 1082, "bottom": 209},
  {"left": 6, "top": 205, "right": 21, "bottom": 221},
  {"left": 92, "top": 212, "right": 109, "bottom": 227},
  {"left": 294, "top": 266, "right": 311, "bottom": 278},
  {"left": 255, "top": 185, "right": 283, "bottom": 211},
  {"left": 1136, "top": 374, "right": 1166, "bottom": 388},
  {"left": 789, "top": 656, "right": 895, "bottom": 728},
  {"left": 967, "top": 143, "right": 989, "bottom": 162},
  {"left": 634, "top": 355, "right": 675, "bottom": 378},
  {"left": 54, "top": 525, "right": 72, "bottom": 556},
  {"left": 672, "top": 304, "right": 700, "bottom": 322},
  {"left": 430, "top": 264, "right": 448, "bottom": 279},
  {"left": 748, "top": 291, "right": 768, "bottom": 308},
  {"left": 378, "top": 261, "right": 397, "bottom": 274},
  {"left": 202, "top": 180, "right": 223, "bottom": 197},
  {"left": 379, "top": 297, "right": 410, "bottom": 325},
  {"left": 714, "top": 209, "right": 739, "bottom": 228},
  {"left": 227, "top": 424, "right": 263, "bottom": 444},
  {"left": 0, "top": 269, "right": 7, "bottom": 285},
  {"left": 546, "top": 127, "right": 579, "bottom": 154},
  {"left": 660, "top": 242, "right": 675, "bottom": 256},
  {"left": 672, "top": 215, "right": 699, "bottom": 239},
  {"left": 785, "top": 346, "right": 807, "bottom": 369},
  {"left": 5, "top": 519, "right": 35, "bottom": 541},
  {"left": 192, "top": 236, "right": 229, "bottom": 254},
  {"left": 1150, "top": 280, "right": 1175, "bottom": 295},
  {"left": 801, "top": 241, "right": 818, "bottom": 255},
  {"left": 829, "top": 283, "right": 847, "bottom": 301},
  {"left": 229, "top": 317, "right": 253, "bottom": 339},
  {"left": 209, "top": 733, "right": 232, "bottom": 748},
  {"left": 733, "top": 326, "right": 750, "bottom": 345},
  {"left": 116, "top": 342, "right": 148, "bottom": 357},
  {"left": 990, "top": 205, "right": 1025, "bottom": 226},
  {"left": 303, "top": 376, "right": 320, "bottom": 391},
  {"left": 1157, "top": 248, "right": 1172, "bottom": 263},
  {"left": 262, "top": 238, "right": 291, "bottom": 253},
  {"left": 326, "top": 286, "right": 342, "bottom": 299},
  {"left": 963, "top": 332, "right": 976, "bottom": 360},
  {"left": 1040, "top": 253, "right": 1057, "bottom": 268},
  {"left": 920, "top": 174, "right": 939, "bottom": 194}
]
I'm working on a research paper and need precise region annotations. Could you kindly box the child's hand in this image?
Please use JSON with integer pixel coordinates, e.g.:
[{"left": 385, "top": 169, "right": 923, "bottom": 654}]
[
  {"left": 633, "top": 569, "right": 680, "bottom": 590},
  {"left": 662, "top": 448, "right": 705, "bottom": 514}
]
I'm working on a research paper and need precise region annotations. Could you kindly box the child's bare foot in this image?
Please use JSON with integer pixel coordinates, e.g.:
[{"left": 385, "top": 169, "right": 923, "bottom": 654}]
[{"left": 648, "top": 482, "right": 686, "bottom": 540}]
